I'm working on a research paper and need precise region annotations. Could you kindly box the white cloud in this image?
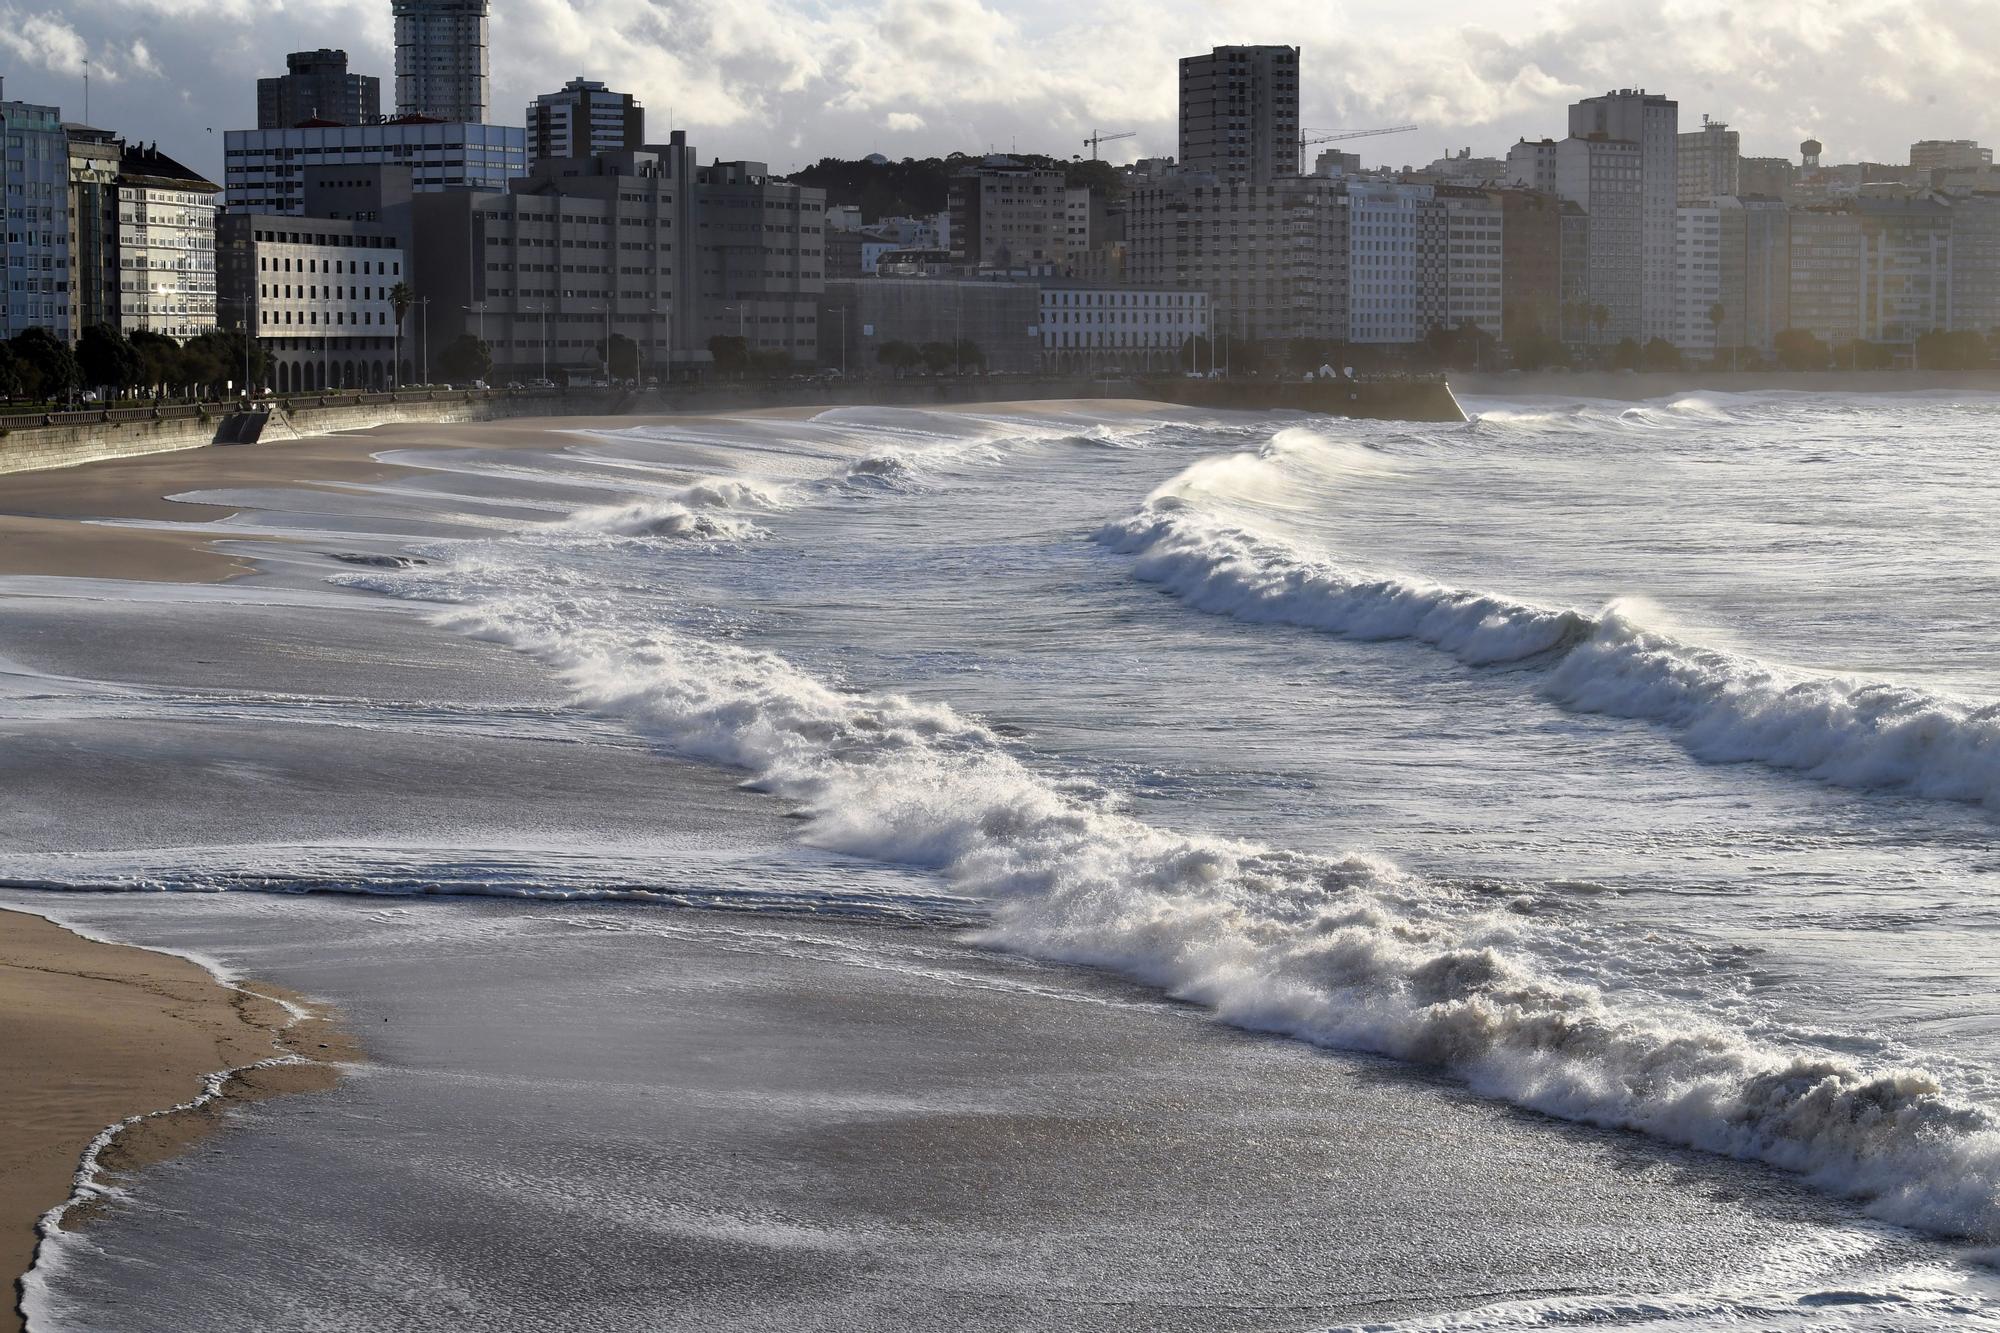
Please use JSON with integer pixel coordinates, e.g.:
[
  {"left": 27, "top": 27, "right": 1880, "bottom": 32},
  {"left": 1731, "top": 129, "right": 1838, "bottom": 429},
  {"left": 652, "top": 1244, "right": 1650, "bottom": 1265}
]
[{"left": 886, "top": 111, "right": 928, "bottom": 132}]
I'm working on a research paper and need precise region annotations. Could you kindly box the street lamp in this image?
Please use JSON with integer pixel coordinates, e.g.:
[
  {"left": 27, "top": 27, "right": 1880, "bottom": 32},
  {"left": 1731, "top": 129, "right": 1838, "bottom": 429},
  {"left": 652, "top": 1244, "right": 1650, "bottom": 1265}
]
[{"left": 213, "top": 294, "right": 256, "bottom": 399}]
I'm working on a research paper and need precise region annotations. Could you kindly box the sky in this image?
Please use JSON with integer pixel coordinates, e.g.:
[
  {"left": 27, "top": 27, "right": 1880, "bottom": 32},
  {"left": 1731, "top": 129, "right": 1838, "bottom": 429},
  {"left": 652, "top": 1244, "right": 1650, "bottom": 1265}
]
[{"left": 3, "top": 0, "right": 1996, "bottom": 184}]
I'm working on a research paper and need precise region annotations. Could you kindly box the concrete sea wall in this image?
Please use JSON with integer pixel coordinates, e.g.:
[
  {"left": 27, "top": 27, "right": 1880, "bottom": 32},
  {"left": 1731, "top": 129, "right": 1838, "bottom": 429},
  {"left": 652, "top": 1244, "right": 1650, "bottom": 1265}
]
[{"left": 1452, "top": 369, "right": 2000, "bottom": 401}]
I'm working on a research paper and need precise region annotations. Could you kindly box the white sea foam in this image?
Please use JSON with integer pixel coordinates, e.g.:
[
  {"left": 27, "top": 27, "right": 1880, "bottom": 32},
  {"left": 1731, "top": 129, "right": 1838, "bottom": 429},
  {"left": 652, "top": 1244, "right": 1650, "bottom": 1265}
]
[
  {"left": 1099, "top": 440, "right": 2000, "bottom": 809},
  {"left": 421, "top": 566, "right": 2000, "bottom": 1245}
]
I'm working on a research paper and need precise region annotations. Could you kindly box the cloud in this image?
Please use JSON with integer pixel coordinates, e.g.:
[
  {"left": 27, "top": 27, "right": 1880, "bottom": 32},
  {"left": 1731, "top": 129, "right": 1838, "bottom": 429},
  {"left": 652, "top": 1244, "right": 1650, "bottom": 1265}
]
[{"left": 0, "top": 0, "right": 1993, "bottom": 183}]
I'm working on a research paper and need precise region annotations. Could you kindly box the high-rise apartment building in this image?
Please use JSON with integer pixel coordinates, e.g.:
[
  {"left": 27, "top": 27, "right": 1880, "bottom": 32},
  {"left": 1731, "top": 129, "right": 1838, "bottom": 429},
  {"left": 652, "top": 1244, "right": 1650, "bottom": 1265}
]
[
  {"left": 1345, "top": 181, "right": 1434, "bottom": 344},
  {"left": 1855, "top": 197, "right": 1951, "bottom": 346},
  {"left": 1441, "top": 186, "right": 1503, "bottom": 338},
  {"left": 1947, "top": 193, "right": 2000, "bottom": 335},
  {"left": 528, "top": 78, "right": 644, "bottom": 163},
  {"left": 1789, "top": 209, "right": 1864, "bottom": 347},
  {"left": 1555, "top": 135, "right": 1643, "bottom": 344},
  {"left": 1677, "top": 118, "right": 1739, "bottom": 204},
  {"left": 948, "top": 157, "right": 1068, "bottom": 270},
  {"left": 1178, "top": 45, "right": 1300, "bottom": 185},
  {"left": 394, "top": 0, "right": 489, "bottom": 123},
  {"left": 1569, "top": 89, "right": 1678, "bottom": 342},
  {"left": 66, "top": 125, "right": 121, "bottom": 335},
  {"left": 1674, "top": 204, "right": 1722, "bottom": 353},
  {"left": 1911, "top": 140, "right": 1991, "bottom": 172},
  {"left": 258, "top": 49, "right": 381, "bottom": 129},
  {"left": 1489, "top": 188, "right": 1575, "bottom": 344},
  {"left": 1, "top": 100, "right": 73, "bottom": 340},
  {"left": 1739, "top": 157, "right": 1798, "bottom": 201},
  {"left": 692, "top": 156, "right": 827, "bottom": 360},
  {"left": 1125, "top": 173, "right": 1348, "bottom": 345}
]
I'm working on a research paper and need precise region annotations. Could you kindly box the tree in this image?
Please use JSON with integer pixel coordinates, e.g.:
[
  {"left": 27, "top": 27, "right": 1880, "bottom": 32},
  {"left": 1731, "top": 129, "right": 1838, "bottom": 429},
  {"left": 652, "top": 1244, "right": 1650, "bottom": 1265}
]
[
  {"left": 1178, "top": 335, "right": 1214, "bottom": 373},
  {"left": 875, "top": 340, "right": 923, "bottom": 376},
  {"left": 918, "top": 339, "right": 984, "bottom": 375},
  {"left": 1773, "top": 328, "right": 1830, "bottom": 372},
  {"left": 599, "top": 332, "right": 639, "bottom": 381},
  {"left": 1914, "top": 329, "right": 1989, "bottom": 370},
  {"left": 1837, "top": 340, "right": 1896, "bottom": 370},
  {"left": 1589, "top": 304, "right": 1611, "bottom": 346},
  {"left": 77, "top": 324, "right": 142, "bottom": 394},
  {"left": 1640, "top": 337, "right": 1683, "bottom": 372},
  {"left": 1506, "top": 332, "right": 1569, "bottom": 371},
  {"left": 128, "top": 330, "right": 183, "bottom": 395},
  {"left": 1418, "top": 320, "right": 1499, "bottom": 372},
  {"left": 436, "top": 333, "right": 493, "bottom": 385},
  {"left": 708, "top": 334, "right": 751, "bottom": 378},
  {"left": 390, "top": 282, "right": 414, "bottom": 387},
  {"left": 1610, "top": 337, "right": 1643, "bottom": 371},
  {"left": 10, "top": 327, "right": 81, "bottom": 402},
  {"left": 0, "top": 344, "right": 23, "bottom": 400}
]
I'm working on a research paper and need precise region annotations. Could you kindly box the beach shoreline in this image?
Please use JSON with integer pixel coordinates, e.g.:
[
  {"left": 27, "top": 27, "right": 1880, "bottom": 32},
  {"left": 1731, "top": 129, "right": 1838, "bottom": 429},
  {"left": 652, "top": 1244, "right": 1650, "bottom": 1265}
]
[{"left": 0, "top": 907, "right": 354, "bottom": 1333}]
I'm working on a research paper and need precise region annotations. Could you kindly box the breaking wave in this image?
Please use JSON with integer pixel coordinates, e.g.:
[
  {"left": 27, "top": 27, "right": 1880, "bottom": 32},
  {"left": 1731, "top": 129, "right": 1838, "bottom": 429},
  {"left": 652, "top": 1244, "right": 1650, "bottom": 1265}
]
[
  {"left": 416, "top": 563, "right": 2000, "bottom": 1245},
  {"left": 1099, "top": 449, "right": 2000, "bottom": 810},
  {"left": 565, "top": 476, "right": 786, "bottom": 540}
]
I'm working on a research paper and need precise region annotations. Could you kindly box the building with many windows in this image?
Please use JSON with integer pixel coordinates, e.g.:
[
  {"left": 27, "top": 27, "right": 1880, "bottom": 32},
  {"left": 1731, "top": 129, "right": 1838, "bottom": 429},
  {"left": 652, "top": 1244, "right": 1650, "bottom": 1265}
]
[
  {"left": 528, "top": 78, "right": 644, "bottom": 164},
  {"left": 1947, "top": 192, "right": 2000, "bottom": 335},
  {"left": 1036, "top": 282, "right": 1208, "bottom": 371},
  {"left": 819, "top": 278, "right": 1041, "bottom": 375},
  {"left": 1125, "top": 173, "right": 1348, "bottom": 345},
  {"left": 1677, "top": 118, "right": 1739, "bottom": 204},
  {"left": 1440, "top": 185, "right": 1503, "bottom": 337},
  {"left": 1178, "top": 45, "right": 1300, "bottom": 185},
  {"left": 258, "top": 50, "right": 381, "bottom": 129},
  {"left": 692, "top": 155, "right": 826, "bottom": 360},
  {"left": 1345, "top": 180, "right": 1434, "bottom": 345},
  {"left": 112, "top": 142, "right": 221, "bottom": 340},
  {"left": 948, "top": 157, "right": 1068, "bottom": 271},
  {"left": 1556, "top": 134, "right": 1643, "bottom": 344},
  {"left": 1674, "top": 203, "right": 1722, "bottom": 353},
  {"left": 1912, "top": 140, "right": 1991, "bottom": 173},
  {"left": 394, "top": 0, "right": 488, "bottom": 123},
  {"left": 1788, "top": 208, "right": 1865, "bottom": 347},
  {"left": 1, "top": 99, "right": 73, "bottom": 340},
  {"left": 224, "top": 119, "right": 526, "bottom": 214},
  {"left": 1570, "top": 90, "right": 1678, "bottom": 342},
  {"left": 217, "top": 212, "right": 403, "bottom": 390}
]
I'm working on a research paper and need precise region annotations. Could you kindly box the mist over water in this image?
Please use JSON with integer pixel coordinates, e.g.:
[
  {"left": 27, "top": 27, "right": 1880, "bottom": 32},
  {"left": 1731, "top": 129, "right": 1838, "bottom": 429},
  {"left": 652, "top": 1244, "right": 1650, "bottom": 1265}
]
[{"left": 12, "top": 392, "right": 2000, "bottom": 1329}]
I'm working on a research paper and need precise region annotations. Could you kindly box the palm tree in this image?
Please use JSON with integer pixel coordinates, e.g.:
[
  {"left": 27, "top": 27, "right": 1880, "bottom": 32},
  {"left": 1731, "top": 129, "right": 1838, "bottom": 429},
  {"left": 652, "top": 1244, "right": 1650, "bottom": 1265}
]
[
  {"left": 390, "top": 282, "right": 414, "bottom": 389},
  {"left": 1707, "top": 302, "right": 1729, "bottom": 371},
  {"left": 1590, "top": 304, "right": 1610, "bottom": 348}
]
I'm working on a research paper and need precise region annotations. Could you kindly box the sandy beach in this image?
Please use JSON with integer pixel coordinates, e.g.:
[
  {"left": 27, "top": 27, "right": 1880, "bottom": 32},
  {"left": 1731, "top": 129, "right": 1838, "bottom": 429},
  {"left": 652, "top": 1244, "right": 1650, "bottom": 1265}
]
[{"left": 0, "top": 909, "right": 350, "bottom": 1333}]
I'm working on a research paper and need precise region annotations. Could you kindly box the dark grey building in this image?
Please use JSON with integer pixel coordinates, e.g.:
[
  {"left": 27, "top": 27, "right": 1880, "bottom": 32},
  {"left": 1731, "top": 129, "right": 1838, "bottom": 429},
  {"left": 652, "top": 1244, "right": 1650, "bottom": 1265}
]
[
  {"left": 394, "top": 0, "right": 489, "bottom": 123},
  {"left": 819, "top": 279, "right": 1041, "bottom": 375},
  {"left": 1178, "top": 45, "right": 1300, "bottom": 185},
  {"left": 528, "top": 78, "right": 644, "bottom": 163},
  {"left": 257, "top": 50, "right": 381, "bottom": 129}
]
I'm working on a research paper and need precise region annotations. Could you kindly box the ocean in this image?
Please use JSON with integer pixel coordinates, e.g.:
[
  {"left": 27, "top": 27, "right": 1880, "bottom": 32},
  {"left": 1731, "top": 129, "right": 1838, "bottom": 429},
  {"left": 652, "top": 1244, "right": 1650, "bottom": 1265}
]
[{"left": 7, "top": 391, "right": 2000, "bottom": 1330}]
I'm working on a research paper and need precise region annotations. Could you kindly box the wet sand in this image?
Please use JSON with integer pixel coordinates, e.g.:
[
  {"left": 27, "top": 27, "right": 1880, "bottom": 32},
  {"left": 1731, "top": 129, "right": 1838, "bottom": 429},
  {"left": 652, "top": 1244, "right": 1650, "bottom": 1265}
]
[{"left": 0, "top": 909, "right": 352, "bottom": 1333}]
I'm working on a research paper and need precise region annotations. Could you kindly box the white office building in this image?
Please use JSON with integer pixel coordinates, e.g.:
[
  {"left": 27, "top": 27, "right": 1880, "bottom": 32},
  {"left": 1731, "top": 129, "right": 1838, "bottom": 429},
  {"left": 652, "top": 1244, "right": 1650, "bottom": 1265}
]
[
  {"left": 1674, "top": 204, "right": 1722, "bottom": 353},
  {"left": 1038, "top": 283, "right": 1209, "bottom": 371},
  {"left": 224, "top": 120, "right": 526, "bottom": 214},
  {"left": 218, "top": 213, "right": 403, "bottom": 390},
  {"left": 1346, "top": 181, "right": 1434, "bottom": 345}
]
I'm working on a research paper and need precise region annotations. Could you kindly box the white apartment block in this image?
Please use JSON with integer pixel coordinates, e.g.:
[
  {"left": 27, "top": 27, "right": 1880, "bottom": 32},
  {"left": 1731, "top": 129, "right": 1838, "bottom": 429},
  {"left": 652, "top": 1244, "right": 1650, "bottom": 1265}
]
[
  {"left": 1674, "top": 204, "right": 1722, "bottom": 353},
  {"left": 1346, "top": 181, "right": 1431, "bottom": 344},
  {"left": 1038, "top": 283, "right": 1209, "bottom": 370},
  {"left": 1571, "top": 90, "right": 1678, "bottom": 342},
  {"left": 1678, "top": 120, "right": 1739, "bottom": 204},
  {"left": 1506, "top": 139, "right": 1558, "bottom": 194},
  {"left": 1442, "top": 189, "right": 1503, "bottom": 337}
]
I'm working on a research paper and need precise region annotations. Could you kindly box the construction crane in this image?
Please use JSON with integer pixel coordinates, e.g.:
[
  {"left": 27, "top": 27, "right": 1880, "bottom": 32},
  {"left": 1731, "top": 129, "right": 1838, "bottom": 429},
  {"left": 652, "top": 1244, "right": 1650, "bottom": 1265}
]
[
  {"left": 1082, "top": 129, "right": 1136, "bottom": 160},
  {"left": 1297, "top": 124, "right": 1420, "bottom": 173}
]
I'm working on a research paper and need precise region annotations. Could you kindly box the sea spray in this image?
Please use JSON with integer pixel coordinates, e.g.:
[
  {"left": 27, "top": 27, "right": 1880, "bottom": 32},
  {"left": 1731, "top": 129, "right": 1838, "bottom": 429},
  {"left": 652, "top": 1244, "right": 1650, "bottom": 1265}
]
[{"left": 430, "top": 570, "right": 2000, "bottom": 1244}]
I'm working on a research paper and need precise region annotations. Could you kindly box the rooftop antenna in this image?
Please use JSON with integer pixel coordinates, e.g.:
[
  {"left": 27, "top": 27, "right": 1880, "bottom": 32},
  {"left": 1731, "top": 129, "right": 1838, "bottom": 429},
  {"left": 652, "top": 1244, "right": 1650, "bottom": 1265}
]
[{"left": 83, "top": 58, "right": 89, "bottom": 123}]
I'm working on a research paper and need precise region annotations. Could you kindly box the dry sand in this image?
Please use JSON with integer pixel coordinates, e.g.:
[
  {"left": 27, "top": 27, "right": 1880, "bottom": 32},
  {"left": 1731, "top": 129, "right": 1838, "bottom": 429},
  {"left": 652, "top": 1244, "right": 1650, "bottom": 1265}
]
[{"left": 0, "top": 909, "right": 354, "bottom": 1333}]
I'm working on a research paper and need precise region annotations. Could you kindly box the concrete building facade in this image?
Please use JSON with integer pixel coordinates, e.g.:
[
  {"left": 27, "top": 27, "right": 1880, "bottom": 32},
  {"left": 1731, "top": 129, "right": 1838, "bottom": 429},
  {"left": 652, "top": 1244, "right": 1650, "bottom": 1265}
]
[
  {"left": 1719, "top": 195, "right": 1791, "bottom": 353},
  {"left": 1441, "top": 186, "right": 1503, "bottom": 338},
  {"left": 528, "top": 79, "right": 644, "bottom": 164},
  {"left": 1855, "top": 197, "right": 1951, "bottom": 346},
  {"left": 258, "top": 50, "right": 381, "bottom": 129},
  {"left": 1178, "top": 46, "right": 1301, "bottom": 185},
  {"left": 948, "top": 158, "right": 1068, "bottom": 271},
  {"left": 113, "top": 143, "right": 221, "bottom": 340},
  {"left": 692, "top": 156, "right": 826, "bottom": 361},
  {"left": 818, "top": 278, "right": 1041, "bottom": 375},
  {"left": 1947, "top": 193, "right": 2000, "bottom": 334},
  {"left": 1674, "top": 204, "right": 1722, "bottom": 353},
  {"left": 1677, "top": 119, "right": 1739, "bottom": 204},
  {"left": 1506, "top": 138, "right": 1559, "bottom": 194},
  {"left": 1125, "top": 173, "right": 1348, "bottom": 346},
  {"left": 394, "top": 0, "right": 489, "bottom": 123},
  {"left": 1912, "top": 140, "right": 1991, "bottom": 172},
  {"left": 1789, "top": 209, "right": 1865, "bottom": 347},
  {"left": 1570, "top": 90, "right": 1678, "bottom": 341},
  {"left": 1556, "top": 135, "right": 1643, "bottom": 344},
  {"left": 218, "top": 212, "right": 403, "bottom": 390}
]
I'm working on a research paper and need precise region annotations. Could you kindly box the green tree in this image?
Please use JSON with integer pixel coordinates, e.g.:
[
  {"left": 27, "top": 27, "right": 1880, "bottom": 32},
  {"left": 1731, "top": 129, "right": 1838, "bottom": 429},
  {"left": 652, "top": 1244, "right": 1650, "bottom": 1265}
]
[
  {"left": 10, "top": 327, "right": 81, "bottom": 401},
  {"left": 1773, "top": 328, "right": 1829, "bottom": 371},
  {"left": 1640, "top": 337, "right": 1683, "bottom": 372},
  {"left": 875, "top": 340, "right": 923, "bottom": 376},
  {"left": 0, "top": 344, "right": 23, "bottom": 400},
  {"left": 1589, "top": 304, "right": 1611, "bottom": 346},
  {"left": 1610, "top": 337, "right": 1643, "bottom": 371},
  {"left": 707, "top": 334, "right": 750, "bottom": 377},
  {"left": 77, "top": 324, "right": 142, "bottom": 393},
  {"left": 599, "top": 333, "right": 639, "bottom": 381},
  {"left": 128, "top": 330, "right": 183, "bottom": 394},
  {"left": 1506, "top": 332, "right": 1569, "bottom": 371},
  {"left": 1178, "top": 335, "right": 1214, "bottom": 373},
  {"left": 1914, "top": 329, "right": 1989, "bottom": 370},
  {"left": 437, "top": 334, "right": 493, "bottom": 385}
]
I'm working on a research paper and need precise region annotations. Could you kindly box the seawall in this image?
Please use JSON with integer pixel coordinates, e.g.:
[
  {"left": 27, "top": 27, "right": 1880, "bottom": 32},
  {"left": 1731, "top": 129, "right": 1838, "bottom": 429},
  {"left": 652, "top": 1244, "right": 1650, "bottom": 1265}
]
[{"left": 1452, "top": 368, "right": 2000, "bottom": 401}]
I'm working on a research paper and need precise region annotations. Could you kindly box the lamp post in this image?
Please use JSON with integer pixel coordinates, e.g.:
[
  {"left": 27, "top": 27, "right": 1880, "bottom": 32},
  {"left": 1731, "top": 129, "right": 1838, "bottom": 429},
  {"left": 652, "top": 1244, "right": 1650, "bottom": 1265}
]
[
  {"left": 213, "top": 295, "right": 255, "bottom": 398},
  {"left": 414, "top": 298, "right": 431, "bottom": 385},
  {"left": 826, "top": 304, "right": 847, "bottom": 379}
]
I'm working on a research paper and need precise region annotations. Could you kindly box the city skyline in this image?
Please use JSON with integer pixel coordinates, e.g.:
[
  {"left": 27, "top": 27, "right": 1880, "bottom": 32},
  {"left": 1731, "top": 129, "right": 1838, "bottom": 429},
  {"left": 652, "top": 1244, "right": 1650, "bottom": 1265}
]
[{"left": 4, "top": 0, "right": 1996, "bottom": 183}]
